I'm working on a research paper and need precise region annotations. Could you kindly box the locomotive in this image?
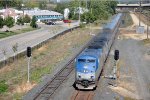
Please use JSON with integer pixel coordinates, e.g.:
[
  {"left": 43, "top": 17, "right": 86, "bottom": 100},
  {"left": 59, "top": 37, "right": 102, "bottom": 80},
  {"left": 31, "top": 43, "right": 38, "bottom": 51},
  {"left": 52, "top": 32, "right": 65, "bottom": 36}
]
[{"left": 74, "top": 13, "right": 122, "bottom": 90}]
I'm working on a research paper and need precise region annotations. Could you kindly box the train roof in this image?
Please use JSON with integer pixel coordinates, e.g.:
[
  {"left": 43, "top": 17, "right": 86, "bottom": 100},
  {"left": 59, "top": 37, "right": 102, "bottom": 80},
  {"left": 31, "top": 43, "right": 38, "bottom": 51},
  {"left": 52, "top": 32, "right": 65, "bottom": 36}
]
[
  {"left": 77, "top": 48, "right": 102, "bottom": 59},
  {"left": 104, "top": 13, "right": 122, "bottom": 30}
]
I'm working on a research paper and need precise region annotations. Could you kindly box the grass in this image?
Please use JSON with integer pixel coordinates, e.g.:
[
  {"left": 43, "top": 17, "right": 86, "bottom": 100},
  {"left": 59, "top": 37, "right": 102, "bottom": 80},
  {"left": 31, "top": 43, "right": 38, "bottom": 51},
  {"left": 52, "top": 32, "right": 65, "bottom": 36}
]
[
  {"left": 0, "top": 24, "right": 100, "bottom": 99},
  {"left": 0, "top": 80, "right": 8, "bottom": 94},
  {"left": 0, "top": 27, "right": 38, "bottom": 39},
  {"left": 0, "top": 31, "right": 17, "bottom": 39}
]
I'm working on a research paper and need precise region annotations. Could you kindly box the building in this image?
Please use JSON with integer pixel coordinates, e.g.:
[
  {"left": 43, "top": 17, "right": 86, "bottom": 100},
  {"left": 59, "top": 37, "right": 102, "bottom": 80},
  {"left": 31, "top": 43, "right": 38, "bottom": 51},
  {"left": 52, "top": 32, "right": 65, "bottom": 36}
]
[
  {"left": 0, "top": 8, "right": 23, "bottom": 22},
  {"left": 24, "top": 8, "right": 63, "bottom": 22},
  {"left": 0, "top": 8, "right": 63, "bottom": 23}
]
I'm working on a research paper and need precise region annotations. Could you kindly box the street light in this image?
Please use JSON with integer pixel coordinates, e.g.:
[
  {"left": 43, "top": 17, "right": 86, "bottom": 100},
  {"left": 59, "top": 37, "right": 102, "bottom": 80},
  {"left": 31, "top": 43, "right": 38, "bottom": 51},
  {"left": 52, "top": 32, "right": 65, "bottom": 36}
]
[{"left": 21, "top": 4, "right": 25, "bottom": 18}]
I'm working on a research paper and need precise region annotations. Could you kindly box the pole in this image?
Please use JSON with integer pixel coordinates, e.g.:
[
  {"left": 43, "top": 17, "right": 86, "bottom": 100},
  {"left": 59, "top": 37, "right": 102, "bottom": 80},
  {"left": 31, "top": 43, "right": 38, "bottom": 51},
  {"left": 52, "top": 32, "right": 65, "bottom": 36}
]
[
  {"left": 139, "top": 0, "right": 141, "bottom": 26},
  {"left": 78, "top": 0, "right": 81, "bottom": 24},
  {"left": 27, "top": 57, "right": 31, "bottom": 83},
  {"left": 147, "top": 21, "right": 149, "bottom": 39},
  {"left": 86, "top": 0, "right": 87, "bottom": 9}
]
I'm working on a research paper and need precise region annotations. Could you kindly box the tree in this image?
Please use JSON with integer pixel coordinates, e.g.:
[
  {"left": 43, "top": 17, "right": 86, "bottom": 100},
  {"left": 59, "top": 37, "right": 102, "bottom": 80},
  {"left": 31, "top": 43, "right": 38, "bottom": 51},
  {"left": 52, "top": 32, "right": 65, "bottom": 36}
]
[
  {"left": 23, "top": 14, "right": 31, "bottom": 23},
  {"left": 4, "top": 16, "right": 15, "bottom": 30},
  {"left": 0, "top": 16, "right": 4, "bottom": 29},
  {"left": 30, "top": 16, "right": 37, "bottom": 28},
  {"left": 16, "top": 17, "right": 24, "bottom": 25},
  {"left": 39, "top": 1, "right": 47, "bottom": 10}
]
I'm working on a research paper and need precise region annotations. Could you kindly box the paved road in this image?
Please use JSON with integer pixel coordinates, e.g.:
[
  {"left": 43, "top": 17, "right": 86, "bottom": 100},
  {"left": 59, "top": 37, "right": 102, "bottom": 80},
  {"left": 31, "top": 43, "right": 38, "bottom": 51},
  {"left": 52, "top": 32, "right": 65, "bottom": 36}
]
[{"left": 0, "top": 21, "right": 79, "bottom": 62}]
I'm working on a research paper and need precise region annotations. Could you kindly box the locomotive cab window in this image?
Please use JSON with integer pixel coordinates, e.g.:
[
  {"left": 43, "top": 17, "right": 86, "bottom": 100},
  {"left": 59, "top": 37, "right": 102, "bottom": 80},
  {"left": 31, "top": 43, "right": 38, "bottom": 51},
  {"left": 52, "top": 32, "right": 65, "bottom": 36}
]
[
  {"left": 87, "top": 59, "right": 95, "bottom": 63},
  {"left": 78, "top": 59, "right": 86, "bottom": 62}
]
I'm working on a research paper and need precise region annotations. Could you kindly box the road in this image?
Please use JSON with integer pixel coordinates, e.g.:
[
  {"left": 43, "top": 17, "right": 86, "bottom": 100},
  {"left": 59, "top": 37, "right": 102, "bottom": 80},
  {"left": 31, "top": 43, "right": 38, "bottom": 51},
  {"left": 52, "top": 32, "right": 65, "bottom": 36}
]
[{"left": 0, "top": 21, "right": 79, "bottom": 62}]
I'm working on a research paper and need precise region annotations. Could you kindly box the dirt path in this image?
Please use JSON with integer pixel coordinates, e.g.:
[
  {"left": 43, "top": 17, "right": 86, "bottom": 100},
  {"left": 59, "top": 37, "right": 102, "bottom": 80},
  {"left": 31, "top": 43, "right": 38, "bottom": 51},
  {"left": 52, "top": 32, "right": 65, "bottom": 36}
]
[{"left": 130, "top": 13, "right": 147, "bottom": 30}]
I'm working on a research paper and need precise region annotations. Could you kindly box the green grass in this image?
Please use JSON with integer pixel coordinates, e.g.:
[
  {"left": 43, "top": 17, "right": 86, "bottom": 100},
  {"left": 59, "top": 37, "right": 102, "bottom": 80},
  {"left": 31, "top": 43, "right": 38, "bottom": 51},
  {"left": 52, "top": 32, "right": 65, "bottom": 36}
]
[
  {"left": 0, "top": 31, "right": 17, "bottom": 39},
  {"left": 0, "top": 80, "right": 8, "bottom": 94},
  {"left": 30, "top": 65, "right": 53, "bottom": 82},
  {"left": 0, "top": 27, "right": 38, "bottom": 39}
]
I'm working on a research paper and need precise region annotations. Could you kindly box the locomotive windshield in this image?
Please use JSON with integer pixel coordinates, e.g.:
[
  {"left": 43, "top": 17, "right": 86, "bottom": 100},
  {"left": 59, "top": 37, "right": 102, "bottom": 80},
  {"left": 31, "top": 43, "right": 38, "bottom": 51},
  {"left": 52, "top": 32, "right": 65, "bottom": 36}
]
[
  {"left": 87, "top": 59, "right": 95, "bottom": 63},
  {"left": 78, "top": 59, "right": 95, "bottom": 63},
  {"left": 78, "top": 59, "right": 86, "bottom": 62}
]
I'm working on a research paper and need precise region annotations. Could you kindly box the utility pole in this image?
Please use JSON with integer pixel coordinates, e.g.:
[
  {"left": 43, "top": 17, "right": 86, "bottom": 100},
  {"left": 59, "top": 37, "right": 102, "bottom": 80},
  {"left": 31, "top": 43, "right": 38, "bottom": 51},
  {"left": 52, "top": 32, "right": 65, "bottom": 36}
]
[
  {"left": 78, "top": 0, "right": 81, "bottom": 24},
  {"left": 139, "top": 0, "right": 141, "bottom": 26},
  {"left": 86, "top": 0, "right": 88, "bottom": 9},
  {"left": 147, "top": 9, "right": 149, "bottom": 39}
]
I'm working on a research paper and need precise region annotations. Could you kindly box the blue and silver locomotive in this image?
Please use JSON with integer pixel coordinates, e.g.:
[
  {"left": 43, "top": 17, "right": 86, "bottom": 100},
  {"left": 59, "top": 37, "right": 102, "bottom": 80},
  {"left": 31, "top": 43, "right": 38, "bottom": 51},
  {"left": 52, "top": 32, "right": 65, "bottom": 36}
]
[{"left": 75, "top": 13, "right": 122, "bottom": 89}]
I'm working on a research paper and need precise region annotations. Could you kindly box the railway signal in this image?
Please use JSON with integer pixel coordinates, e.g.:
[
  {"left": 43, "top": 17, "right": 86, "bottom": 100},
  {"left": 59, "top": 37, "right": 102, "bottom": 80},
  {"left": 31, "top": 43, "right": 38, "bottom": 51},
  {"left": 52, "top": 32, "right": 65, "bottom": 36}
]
[
  {"left": 114, "top": 50, "right": 119, "bottom": 61},
  {"left": 27, "top": 47, "right": 32, "bottom": 83}
]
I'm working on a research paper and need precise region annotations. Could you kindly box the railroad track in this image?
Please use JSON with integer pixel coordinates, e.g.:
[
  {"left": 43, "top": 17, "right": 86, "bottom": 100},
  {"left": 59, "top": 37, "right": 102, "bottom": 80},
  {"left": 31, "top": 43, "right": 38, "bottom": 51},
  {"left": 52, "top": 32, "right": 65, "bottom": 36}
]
[
  {"left": 71, "top": 90, "right": 95, "bottom": 100},
  {"left": 33, "top": 61, "right": 74, "bottom": 100}
]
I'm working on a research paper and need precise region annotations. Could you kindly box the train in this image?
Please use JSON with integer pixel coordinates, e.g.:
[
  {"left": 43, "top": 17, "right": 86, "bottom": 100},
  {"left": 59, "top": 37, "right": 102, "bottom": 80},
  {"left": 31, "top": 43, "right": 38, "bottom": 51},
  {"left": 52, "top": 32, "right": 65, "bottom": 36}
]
[{"left": 74, "top": 13, "right": 122, "bottom": 90}]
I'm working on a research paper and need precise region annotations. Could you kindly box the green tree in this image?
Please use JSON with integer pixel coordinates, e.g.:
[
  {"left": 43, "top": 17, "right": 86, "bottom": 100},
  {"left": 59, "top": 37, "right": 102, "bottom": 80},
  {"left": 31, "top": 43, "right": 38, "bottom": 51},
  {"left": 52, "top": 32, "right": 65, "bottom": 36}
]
[
  {"left": 30, "top": 16, "right": 37, "bottom": 28},
  {"left": 0, "top": 0, "right": 22, "bottom": 8},
  {"left": 39, "top": 1, "right": 47, "bottom": 10},
  {"left": 0, "top": 16, "right": 4, "bottom": 29},
  {"left": 23, "top": 14, "right": 31, "bottom": 23},
  {"left": 5, "top": 16, "right": 15, "bottom": 30},
  {"left": 16, "top": 17, "right": 24, "bottom": 25}
]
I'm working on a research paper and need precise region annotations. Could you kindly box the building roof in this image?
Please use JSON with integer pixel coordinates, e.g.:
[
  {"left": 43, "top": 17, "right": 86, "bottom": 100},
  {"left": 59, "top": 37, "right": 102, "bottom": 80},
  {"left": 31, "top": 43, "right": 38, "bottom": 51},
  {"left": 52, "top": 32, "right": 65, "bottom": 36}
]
[{"left": 24, "top": 9, "right": 63, "bottom": 16}]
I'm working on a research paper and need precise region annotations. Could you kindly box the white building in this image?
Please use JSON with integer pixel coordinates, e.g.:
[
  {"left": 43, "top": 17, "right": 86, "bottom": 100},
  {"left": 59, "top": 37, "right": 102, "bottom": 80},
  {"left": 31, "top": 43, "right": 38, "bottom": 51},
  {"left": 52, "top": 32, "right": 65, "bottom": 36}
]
[
  {"left": 24, "top": 8, "right": 63, "bottom": 22},
  {"left": 0, "top": 8, "right": 63, "bottom": 23}
]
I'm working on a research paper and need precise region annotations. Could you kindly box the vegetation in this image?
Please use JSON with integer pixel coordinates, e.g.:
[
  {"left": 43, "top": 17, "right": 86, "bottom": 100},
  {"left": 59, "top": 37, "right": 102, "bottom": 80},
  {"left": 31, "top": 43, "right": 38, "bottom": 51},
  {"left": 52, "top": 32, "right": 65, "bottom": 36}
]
[
  {"left": 4, "top": 16, "right": 15, "bottom": 30},
  {"left": 16, "top": 17, "right": 24, "bottom": 25},
  {"left": 0, "top": 16, "right": 4, "bottom": 29},
  {"left": 0, "top": 0, "right": 22, "bottom": 8},
  {"left": 0, "top": 80, "right": 8, "bottom": 94},
  {"left": 30, "top": 16, "right": 37, "bottom": 28},
  {"left": 0, "top": 27, "right": 37, "bottom": 39},
  {"left": 39, "top": 1, "right": 47, "bottom": 10},
  {"left": 55, "top": 0, "right": 118, "bottom": 23},
  {"left": 23, "top": 14, "right": 31, "bottom": 23}
]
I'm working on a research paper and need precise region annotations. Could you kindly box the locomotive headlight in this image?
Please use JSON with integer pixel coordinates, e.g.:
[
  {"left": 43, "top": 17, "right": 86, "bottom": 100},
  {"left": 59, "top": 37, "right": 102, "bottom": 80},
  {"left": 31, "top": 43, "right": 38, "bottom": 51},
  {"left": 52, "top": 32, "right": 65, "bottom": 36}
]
[{"left": 84, "top": 69, "right": 88, "bottom": 73}]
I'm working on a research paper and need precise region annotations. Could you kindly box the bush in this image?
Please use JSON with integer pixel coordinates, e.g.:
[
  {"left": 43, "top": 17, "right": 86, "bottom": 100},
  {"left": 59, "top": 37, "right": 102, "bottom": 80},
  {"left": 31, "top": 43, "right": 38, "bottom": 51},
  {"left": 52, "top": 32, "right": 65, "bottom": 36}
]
[
  {"left": 79, "top": 23, "right": 85, "bottom": 28},
  {"left": 0, "top": 80, "right": 8, "bottom": 94}
]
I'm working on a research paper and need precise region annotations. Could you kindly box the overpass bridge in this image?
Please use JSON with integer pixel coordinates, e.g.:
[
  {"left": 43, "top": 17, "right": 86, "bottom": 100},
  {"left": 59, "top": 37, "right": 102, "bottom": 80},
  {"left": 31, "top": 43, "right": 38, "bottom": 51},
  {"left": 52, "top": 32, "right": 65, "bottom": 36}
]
[{"left": 117, "top": 3, "right": 150, "bottom": 8}]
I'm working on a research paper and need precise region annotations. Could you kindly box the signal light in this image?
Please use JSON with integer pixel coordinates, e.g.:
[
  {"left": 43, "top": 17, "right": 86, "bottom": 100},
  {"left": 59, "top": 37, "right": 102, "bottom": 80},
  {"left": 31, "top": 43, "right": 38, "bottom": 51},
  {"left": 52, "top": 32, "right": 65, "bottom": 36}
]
[
  {"left": 27, "top": 47, "right": 31, "bottom": 57},
  {"left": 114, "top": 50, "right": 119, "bottom": 60}
]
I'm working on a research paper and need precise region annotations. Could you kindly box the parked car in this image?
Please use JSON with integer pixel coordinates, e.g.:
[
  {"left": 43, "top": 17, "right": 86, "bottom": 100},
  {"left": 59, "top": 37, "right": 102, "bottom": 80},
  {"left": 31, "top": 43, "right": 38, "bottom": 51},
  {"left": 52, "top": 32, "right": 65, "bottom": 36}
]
[
  {"left": 63, "top": 20, "right": 72, "bottom": 23},
  {"left": 46, "top": 21, "right": 56, "bottom": 25}
]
